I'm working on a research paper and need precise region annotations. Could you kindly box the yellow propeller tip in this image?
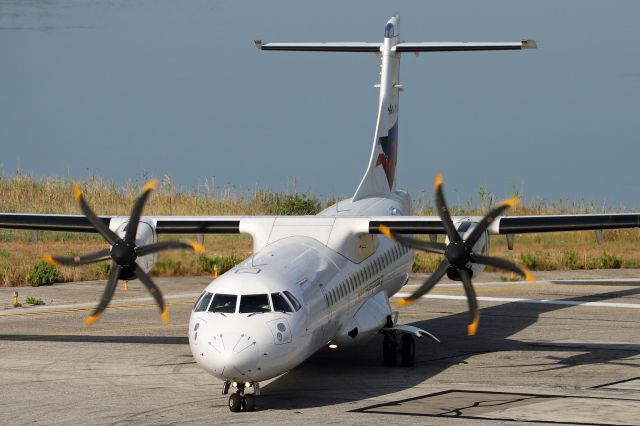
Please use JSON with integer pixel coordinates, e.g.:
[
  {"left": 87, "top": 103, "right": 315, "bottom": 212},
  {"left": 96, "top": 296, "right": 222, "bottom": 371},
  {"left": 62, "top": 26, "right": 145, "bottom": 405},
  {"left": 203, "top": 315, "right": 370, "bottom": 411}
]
[
  {"left": 161, "top": 307, "right": 170, "bottom": 324},
  {"left": 84, "top": 313, "right": 101, "bottom": 326},
  {"left": 500, "top": 197, "right": 520, "bottom": 208},
  {"left": 524, "top": 268, "right": 536, "bottom": 283},
  {"left": 467, "top": 315, "right": 480, "bottom": 336},
  {"left": 186, "top": 240, "right": 205, "bottom": 253},
  {"left": 142, "top": 178, "right": 158, "bottom": 192},
  {"left": 42, "top": 255, "right": 59, "bottom": 266},
  {"left": 434, "top": 173, "right": 443, "bottom": 191},
  {"left": 378, "top": 224, "right": 393, "bottom": 240},
  {"left": 395, "top": 298, "right": 414, "bottom": 308},
  {"left": 72, "top": 184, "right": 82, "bottom": 202}
]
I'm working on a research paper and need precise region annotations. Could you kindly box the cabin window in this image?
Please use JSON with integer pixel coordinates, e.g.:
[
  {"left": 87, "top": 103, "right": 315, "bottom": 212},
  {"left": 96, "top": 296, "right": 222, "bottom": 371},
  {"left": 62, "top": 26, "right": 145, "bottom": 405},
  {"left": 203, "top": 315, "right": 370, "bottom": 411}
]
[
  {"left": 209, "top": 294, "right": 237, "bottom": 313},
  {"left": 283, "top": 291, "right": 302, "bottom": 311},
  {"left": 194, "top": 292, "right": 213, "bottom": 312},
  {"left": 271, "top": 292, "right": 293, "bottom": 313},
  {"left": 239, "top": 294, "right": 271, "bottom": 313}
]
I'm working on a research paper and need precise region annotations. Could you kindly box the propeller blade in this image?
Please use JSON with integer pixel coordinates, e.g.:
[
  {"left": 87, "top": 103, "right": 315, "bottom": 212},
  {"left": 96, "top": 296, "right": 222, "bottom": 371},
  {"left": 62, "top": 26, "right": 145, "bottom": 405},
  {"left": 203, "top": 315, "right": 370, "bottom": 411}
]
[
  {"left": 378, "top": 225, "right": 446, "bottom": 254},
  {"left": 133, "top": 263, "right": 169, "bottom": 324},
  {"left": 135, "top": 239, "right": 205, "bottom": 257},
  {"left": 469, "top": 253, "right": 535, "bottom": 282},
  {"left": 396, "top": 259, "right": 449, "bottom": 307},
  {"left": 43, "top": 249, "right": 111, "bottom": 266},
  {"left": 464, "top": 197, "right": 519, "bottom": 246},
  {"left": 85, "top": 262, "right": 121, "bottom": 325},
  {"left": 434, "top": 173, "right": 462, "bottom": 244},
  {"left": 125, "top": 179, "right": 158, "bottom": 243},
  {"left": 458, "top": 268, "right": 480, "bottom": 336},
  {"left": 73, "top": 184, "right": 119, "bottom": 245}
]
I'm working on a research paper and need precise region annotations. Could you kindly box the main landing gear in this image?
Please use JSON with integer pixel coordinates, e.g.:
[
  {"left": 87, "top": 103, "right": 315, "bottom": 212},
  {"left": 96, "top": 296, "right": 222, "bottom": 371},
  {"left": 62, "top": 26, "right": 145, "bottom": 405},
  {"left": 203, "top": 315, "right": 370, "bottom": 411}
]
[
  {"left": 383, "top": 332, "right": 415, "bottom": 367},
  {"left": 223, "top": 380, "right": 259, "bottom": 412},
  {"left": 381, "top": 318, "right": 439, "bottom": 367}
]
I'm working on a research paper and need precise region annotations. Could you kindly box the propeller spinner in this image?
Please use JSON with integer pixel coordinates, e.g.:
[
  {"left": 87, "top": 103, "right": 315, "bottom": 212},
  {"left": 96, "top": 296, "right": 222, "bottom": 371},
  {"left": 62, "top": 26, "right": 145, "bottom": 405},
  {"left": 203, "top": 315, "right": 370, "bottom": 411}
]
[
  {"left": 380, "top": 173, "right": 534, "bottom": 336},
  {"left": 43, "top": 179, "right": 204, "bottom": 325}
]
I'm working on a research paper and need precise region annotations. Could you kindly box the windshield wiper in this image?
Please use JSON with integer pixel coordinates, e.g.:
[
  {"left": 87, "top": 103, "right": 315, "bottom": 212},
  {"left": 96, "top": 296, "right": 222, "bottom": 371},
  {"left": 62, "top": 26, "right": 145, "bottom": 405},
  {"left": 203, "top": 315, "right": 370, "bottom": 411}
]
[{"left": 247, "top": 310, "right": 270, "bottom": 317}]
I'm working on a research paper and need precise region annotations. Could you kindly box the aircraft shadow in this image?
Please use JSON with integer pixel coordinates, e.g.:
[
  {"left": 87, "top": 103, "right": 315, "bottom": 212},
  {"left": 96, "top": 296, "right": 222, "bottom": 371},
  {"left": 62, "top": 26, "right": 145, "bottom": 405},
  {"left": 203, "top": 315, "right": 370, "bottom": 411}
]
[
  {"left": 261, "top": 287, "right": 640, "bottom": 411},
  {"left": 0, "top": 334, "right": 188, "bottom": 345}
]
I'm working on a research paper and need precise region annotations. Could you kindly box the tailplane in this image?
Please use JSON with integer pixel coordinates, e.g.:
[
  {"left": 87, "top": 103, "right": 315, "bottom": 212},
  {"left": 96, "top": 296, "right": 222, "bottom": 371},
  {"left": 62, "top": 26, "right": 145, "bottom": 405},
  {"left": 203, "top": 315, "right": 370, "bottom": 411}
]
[{"left": 256, "top": 16, "right": 536, "bottom": 201}]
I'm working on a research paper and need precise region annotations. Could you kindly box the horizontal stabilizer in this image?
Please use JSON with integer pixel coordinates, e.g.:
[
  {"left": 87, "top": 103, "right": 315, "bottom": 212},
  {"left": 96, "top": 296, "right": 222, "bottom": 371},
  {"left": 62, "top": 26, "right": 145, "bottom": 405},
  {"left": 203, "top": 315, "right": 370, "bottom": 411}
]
[
  {"left": 255, "top": 40, "right": 381, "bottom": 52},
  {"left": 394, "top": 40, "right": 537, "bottom": 52}
]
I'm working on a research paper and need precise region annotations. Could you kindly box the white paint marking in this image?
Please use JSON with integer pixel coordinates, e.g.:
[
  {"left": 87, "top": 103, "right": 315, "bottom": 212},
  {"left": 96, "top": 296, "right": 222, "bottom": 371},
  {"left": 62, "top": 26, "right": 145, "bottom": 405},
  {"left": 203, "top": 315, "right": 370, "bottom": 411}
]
[
  {"left": 393, "top": 293, "right": 640, "bottom": 309},
  {"left": 0, "top": 293, "right": 201, "bottom": 316}
]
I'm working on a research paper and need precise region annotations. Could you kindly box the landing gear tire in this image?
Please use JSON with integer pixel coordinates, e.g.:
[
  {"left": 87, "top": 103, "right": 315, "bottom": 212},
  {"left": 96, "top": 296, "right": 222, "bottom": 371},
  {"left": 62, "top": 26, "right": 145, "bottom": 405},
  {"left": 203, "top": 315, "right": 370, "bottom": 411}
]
[
  {"left": 383, "top": 334, "right": 398, "bottom": 367},
  {"left": 228, "top": 393, "right": 242, "bottom": 412},
  {"left": 401, "top": 333, "right": 415, "bottom": 367},
  {"left": 244, "top": 393, "right": 255, "bottom": 412}
]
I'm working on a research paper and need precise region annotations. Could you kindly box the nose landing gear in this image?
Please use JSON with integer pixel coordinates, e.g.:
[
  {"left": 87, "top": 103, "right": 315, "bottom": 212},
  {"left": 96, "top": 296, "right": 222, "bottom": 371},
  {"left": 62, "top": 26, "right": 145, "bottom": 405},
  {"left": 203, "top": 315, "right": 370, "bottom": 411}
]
[{"left": 224, "top": 381, "right": 259, "bottom": 412}]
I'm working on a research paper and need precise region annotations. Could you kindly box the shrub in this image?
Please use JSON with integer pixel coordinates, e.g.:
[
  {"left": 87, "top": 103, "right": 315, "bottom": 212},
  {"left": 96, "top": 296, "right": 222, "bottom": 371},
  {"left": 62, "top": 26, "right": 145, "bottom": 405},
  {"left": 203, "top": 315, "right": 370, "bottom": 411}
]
[
  {"left": 26, "top": 262, "right": 61, "bottom": 286},
  {"left": 260, "top": 192, "right": 321, "bottom": 215},
  {"left": 562, "top": 250, "right": 579, "bottom": 269},
  {"left": 25, "top": 296, "right": 45, "bottom": 305},
  {"left": 519, "top": 253, "right": 540, "bottom": 270},
  {"left": 152, "top": 259, "right": 184, "bottom": 276},
  {"left": 196, "top": 254, "right": 242, "bottom": 274},
  {"left": 595, "top": 253, "right": 622, "bottom": 269},
  {"left": 412, "top": 254, "right": 441, "bottom": 273},
  {"left": 95, "top": 262, "right": 111, "bottom": 279}
]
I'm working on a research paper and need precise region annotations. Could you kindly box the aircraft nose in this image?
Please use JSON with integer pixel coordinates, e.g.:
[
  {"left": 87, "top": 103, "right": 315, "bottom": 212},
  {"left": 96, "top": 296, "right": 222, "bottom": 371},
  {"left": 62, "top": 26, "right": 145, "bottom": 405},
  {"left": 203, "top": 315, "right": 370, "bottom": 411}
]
[{"left": 203, "top": 331, "right": 261, "bottom": 380}]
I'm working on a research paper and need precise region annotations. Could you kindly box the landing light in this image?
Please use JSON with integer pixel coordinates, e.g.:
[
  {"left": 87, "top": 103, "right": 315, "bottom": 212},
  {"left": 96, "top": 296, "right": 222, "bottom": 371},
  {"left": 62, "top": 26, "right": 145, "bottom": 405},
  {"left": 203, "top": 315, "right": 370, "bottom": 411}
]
[
  {"left": 329, "top": 344, "right": 338, "bottom": 349},
  {"left": 232, "top": 381, "right": 238, "bottom": 388},
  {"left": 244, "top": 382, "right": 251, "bottom": 388}
]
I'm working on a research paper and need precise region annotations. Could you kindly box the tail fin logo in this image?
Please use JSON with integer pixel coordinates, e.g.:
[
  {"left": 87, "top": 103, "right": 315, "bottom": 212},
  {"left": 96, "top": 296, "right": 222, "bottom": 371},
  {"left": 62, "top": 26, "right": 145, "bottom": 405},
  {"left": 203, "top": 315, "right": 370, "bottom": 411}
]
[{"left": 375, "top": 123, "right": 398, "bottom": 190}]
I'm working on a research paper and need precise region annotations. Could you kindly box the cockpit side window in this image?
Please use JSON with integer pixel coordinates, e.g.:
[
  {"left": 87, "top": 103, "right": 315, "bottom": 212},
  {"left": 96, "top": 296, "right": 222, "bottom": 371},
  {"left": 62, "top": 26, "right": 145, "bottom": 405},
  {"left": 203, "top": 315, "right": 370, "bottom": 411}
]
[
  {"left": 193, "top": 291, "right": 206, "bottom": 309},
  {"left": 209, "top": 294, "right": 237, "bottom": 313},
  {"left": 194, "top": 292, "right": 213, "bottom": 312},
  {"left": 271, "top": 292, "right": 293, "bottom": 313},
  {"left": 239, "top": 294, "right": 271, "bottom": 313},
  {"left": 283, "top": 290, "right": 302, "bottom": 311}
]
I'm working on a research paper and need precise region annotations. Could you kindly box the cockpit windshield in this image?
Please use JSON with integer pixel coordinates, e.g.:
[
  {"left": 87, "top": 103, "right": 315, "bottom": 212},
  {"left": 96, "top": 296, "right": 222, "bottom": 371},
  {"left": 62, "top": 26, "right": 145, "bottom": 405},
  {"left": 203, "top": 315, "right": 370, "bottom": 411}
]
[
  {"left": 209, "top": 294, "right": 237, "bottom": 313},
  {"left": 239, "top": 294, "right": 271, "bottom": 313}
]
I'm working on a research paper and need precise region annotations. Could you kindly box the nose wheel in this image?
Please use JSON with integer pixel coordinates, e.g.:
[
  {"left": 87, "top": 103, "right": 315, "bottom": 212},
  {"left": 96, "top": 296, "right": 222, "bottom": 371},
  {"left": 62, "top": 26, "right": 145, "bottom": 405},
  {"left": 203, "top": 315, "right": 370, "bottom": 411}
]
[{"left": 226, "top": 382, "right": 258, "bottom": 412}]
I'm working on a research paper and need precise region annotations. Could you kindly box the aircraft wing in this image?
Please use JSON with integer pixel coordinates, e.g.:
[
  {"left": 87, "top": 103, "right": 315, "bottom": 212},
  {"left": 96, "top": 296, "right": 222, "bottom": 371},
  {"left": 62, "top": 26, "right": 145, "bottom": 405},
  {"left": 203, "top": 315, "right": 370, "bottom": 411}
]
[
  {"left": 2, "top": 212, "right": 639, "bottom": 236},
  {"left": 367, "top": 213, "right": 640, "bottom": 235}
]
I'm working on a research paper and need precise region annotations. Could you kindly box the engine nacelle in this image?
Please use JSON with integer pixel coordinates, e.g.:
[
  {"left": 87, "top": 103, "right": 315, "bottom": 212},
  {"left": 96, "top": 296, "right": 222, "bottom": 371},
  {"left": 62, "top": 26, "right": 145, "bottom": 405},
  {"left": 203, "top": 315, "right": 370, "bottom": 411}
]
[
  {"left": 109, "top": 218, "right": 158, "bottom": 279},
  {"left": 445, "top": 219, "right": 489, "bottom": 281}
]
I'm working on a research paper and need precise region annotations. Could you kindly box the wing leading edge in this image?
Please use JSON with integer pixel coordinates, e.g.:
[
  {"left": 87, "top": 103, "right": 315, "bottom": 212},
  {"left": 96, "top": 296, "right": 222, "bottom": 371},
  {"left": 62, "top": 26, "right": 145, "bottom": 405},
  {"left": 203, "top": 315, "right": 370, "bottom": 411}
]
[{"left": 2, "top": 213, "right": 639, "bottom": 236}]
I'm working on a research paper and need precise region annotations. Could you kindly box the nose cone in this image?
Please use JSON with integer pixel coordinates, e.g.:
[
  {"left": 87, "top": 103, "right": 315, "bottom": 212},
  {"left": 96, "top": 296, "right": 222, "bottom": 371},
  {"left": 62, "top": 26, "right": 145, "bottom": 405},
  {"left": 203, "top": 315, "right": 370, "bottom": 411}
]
[{"left": 194, "top": 329, "right": 261, "bottom": 382}]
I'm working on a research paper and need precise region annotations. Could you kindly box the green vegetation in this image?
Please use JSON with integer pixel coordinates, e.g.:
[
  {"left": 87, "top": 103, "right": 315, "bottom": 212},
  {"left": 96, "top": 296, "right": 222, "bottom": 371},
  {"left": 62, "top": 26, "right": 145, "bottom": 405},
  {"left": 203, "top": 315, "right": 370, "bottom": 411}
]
[
  {"left": 26, "top": 262, "right": 61, "bottom": 286},
  {"left": 95, "top": 262, "right": 111, "bottom": 279},
  {"left": 196, "top": 254, "right": 242, "bottom": 274},
  {"left": 25, "top": 296, "right": 45, "bottom": 305},
  {"left": 152, "top": 258, "right": 185, "bottom": 276},
  {"left": 0, "top": 173, "right": 639, "bottom": 287}
]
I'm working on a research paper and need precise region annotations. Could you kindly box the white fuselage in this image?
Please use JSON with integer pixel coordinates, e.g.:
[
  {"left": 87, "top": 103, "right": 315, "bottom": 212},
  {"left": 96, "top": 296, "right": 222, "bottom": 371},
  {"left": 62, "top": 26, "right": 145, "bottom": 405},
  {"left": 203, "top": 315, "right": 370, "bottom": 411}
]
[{"left": 188, "top": 192, "right": 414, "bottom": 382}]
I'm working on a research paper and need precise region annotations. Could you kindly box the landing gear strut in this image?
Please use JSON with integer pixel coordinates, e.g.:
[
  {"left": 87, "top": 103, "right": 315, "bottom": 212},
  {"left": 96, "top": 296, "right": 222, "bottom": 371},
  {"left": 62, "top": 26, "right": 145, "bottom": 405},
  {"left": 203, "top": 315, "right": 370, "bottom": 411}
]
[
  {"left": 382, "top": 332, "right": 415, "bottom": 367},
  {"left": 226, "top": 381, "right": 258, "bottom": 412}
]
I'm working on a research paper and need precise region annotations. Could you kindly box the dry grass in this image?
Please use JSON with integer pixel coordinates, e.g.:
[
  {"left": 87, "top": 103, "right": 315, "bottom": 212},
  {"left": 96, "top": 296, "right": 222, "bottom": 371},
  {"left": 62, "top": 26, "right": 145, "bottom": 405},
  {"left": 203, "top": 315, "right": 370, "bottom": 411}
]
[{"left": 1, "top": 174, "right": 639, "bottom": 286}]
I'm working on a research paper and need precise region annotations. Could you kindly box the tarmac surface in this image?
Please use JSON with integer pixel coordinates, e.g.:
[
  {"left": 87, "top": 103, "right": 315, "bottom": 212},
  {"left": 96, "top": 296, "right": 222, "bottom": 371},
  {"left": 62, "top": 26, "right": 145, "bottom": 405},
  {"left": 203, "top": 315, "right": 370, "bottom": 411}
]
[{"left": 1, "top": 270, "right": 639, "bottom": 425}]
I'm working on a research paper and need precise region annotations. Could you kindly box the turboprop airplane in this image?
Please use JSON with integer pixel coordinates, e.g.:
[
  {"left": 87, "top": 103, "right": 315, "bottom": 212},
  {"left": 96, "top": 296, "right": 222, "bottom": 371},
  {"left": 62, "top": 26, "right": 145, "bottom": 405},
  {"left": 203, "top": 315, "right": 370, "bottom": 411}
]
[{"left": 2, "top": 16, "right": 640, "bottom": 413}]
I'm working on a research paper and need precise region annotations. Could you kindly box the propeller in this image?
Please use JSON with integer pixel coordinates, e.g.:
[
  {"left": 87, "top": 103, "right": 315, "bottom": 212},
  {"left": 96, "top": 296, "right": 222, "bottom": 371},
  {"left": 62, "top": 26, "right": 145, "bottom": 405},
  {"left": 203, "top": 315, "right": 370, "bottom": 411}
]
[
  {"left": 43, "top": 179, "right": 205, "bottom": 325},
  {"left": 379, "top": 173, "right": 534, "bottom": 336}
]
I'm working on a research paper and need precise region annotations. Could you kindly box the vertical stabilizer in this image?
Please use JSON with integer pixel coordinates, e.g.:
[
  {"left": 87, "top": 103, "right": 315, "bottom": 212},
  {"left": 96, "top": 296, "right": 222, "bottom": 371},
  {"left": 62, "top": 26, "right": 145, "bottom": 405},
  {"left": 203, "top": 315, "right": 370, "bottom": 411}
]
[{"left": 352, "top": 17, "right": 401, "bottom": 201}]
